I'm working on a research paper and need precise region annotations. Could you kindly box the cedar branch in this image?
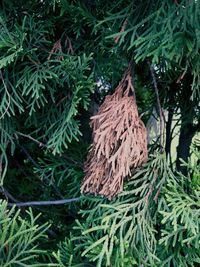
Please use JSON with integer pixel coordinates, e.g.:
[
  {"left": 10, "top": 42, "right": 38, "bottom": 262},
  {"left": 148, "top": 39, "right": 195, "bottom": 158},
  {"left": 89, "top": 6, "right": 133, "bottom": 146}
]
[{"left": 7, "top": 197, "right": 81, "bottom": 207}]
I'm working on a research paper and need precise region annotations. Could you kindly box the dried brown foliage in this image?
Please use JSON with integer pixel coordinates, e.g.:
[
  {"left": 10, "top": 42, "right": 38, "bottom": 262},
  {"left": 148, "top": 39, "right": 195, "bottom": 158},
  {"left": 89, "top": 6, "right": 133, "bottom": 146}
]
[
  {"left": 114, "top": 19, "right": 128, "bottom": 44},
  {"left": 48, "top": 36, "right": 73, "bottom": 61},
  {"left": 48, "top": 39, "right": 64, "bottom": 61},
  {"left": 81, "top": 65, "right": 148, "bottom": 199}
]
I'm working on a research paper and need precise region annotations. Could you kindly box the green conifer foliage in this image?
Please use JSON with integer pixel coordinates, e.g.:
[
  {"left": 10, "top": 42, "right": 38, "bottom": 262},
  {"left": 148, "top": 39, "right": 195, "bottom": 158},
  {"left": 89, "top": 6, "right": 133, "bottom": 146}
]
[{"left": 0, "top": 0, "right": 199, "bottom": 266}]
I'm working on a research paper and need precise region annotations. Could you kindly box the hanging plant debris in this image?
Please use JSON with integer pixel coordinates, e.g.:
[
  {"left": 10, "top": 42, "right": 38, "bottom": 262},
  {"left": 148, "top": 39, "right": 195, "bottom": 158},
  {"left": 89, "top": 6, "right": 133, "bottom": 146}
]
[{"left": 81, "top": 64, "right": 148, "bottom": 199}]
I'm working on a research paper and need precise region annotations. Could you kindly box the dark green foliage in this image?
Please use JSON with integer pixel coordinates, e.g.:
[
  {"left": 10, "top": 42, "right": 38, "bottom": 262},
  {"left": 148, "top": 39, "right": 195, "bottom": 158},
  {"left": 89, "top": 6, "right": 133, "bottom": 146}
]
[{"left": 0, "top": 0, "right": 199, "bottom": 266}]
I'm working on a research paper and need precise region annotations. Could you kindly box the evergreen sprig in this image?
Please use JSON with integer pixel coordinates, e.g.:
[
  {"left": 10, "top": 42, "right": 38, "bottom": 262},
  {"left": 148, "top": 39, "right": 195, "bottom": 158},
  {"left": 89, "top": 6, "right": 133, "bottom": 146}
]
[{"left": 0, "top": 200, "right": 56, "bottom": 266}]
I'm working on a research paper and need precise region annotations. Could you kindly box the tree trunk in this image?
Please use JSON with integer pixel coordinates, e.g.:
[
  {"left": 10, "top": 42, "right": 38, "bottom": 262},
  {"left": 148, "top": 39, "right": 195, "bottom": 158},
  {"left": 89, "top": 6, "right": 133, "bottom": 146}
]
[
  {"left": 176, "top": 124, "right": 195, "bottom": 176},
  {"left": 175, "top": 73, "right": 198, "bottom": 176},
  {"left": 165, "top": 108, "right": 173, "bottom": 160}
]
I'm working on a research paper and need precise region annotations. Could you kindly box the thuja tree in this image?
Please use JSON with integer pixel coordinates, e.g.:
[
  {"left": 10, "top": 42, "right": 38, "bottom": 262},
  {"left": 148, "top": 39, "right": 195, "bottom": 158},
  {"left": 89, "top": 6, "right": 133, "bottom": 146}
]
[{"left": 0, "top": 0, "right": 199, "bottom": 266}]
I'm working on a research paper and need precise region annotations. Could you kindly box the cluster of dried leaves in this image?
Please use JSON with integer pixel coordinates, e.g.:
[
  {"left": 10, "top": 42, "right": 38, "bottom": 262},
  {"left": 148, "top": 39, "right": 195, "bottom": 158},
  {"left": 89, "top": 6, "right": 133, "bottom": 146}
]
[
  {"left": 81, "top": 65, "right": 148, "bottom": 199},
  {"left": 48, "top": 36, "right": 74, "bottom": 61}
]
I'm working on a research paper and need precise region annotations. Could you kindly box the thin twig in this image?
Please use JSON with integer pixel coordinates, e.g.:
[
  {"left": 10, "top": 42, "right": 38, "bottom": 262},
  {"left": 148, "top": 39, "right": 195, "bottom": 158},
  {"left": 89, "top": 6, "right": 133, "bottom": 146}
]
[
  {"left": 0, "top": 187, "right": 19, "bottom": 203},
  {"left": 145, "top": 169, "right": 158, "bottom": 204},
  {"left": 170, "top": 116, "right": 181, "bottom": 139},
  {"left": 7, "top": 197, "right": 81, "bottom": 207},
  {"left": 148, "top": 62, "right": 164, "bottom": 152},
  {"left": 65, "top": 36, "right": 74, "bottom": 54},
  {"left": 48, "top": 39, "right": 64, "bottom": 61},
  {"left": 114, "top": 18, "right": 128, "bottom": 44},
  {"left": 56, "top": 93, "right": 71, "bottom": 106},
  {"left": 16, "top": 134, "right": 83, "bottom": 167},
  {"left": 18, "top": 144, "right": 40, "bottom": 167},
  {"left": 0, "top": 70, "right": 11, "bottom": 120},
  {"left": 176, "top": 69, "right": 187, "bottom": 83},
  {"left": 27, "top": 55, "right": 40, "bottom": 65},
  {"left": 16, "top": 132, "right": 46, "bottom": 148},
  {"left": 0, "top": 188, "right": 59, "bottom": 238},
  {"left": 17, "top": 144, "right": 64, "bottom": 199},
  {"left": 140, "top": 256, "right": 148, "bottom": 267}
]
